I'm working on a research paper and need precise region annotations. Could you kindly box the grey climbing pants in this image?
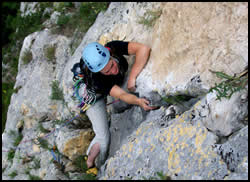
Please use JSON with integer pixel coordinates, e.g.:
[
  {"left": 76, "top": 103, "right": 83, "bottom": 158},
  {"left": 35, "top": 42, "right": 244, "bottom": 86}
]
[{"left": 85, "top": 98, "right": 110, "bottom": 168}]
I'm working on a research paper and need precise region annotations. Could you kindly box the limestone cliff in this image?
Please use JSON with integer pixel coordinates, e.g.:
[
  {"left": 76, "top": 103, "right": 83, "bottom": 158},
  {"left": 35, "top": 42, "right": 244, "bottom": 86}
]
[{"left": 2, "top": 2, "right": 248, "bottom": 180}]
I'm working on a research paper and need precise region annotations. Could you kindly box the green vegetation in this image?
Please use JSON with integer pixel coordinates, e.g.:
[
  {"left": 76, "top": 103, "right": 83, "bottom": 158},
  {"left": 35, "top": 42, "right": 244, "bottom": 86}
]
[
  {"left": 2, "top": 2, "right": 50, "bottom": 134},
  {"left": 35, "top": 137, "right": 50, "bottom": 150},
  {"left": 50, "top": 80, "right": 64, "bottom": 101},
  {"left": 54, "top": 2, "right": 75, "bottom": 13},
  {"left": 45, "top": 44, "right": 57, "bottom": 62},
  {"left": 77, "top": 173, "right": 97, "bottom": 180},
  {"left": 22, "top": 49, "right": 33, "bottom": 65},
  {"left": 162, "top": 95, "right": 193, "bottom": 105},
  {"left": 2, "top": 82, "right": 15, "bottom": 133},
  {"left": 32, "top": 157, "right": 41, "bottom": 170},
  {"left": 8, "top": 130, "right": 23, "bottom": 147},
  {"left": 209, "top": 69, "right": 248, "bottom": 101},
  {"left": 24, "top": 165, "right": 42, "bottom": 179},
  {"left": 25, "top": 168, "right": 31, "bottom": 175},
  {"left": 155, "top": 171, "right": 171, "bottom": 180},
  {"left": 138, "top": 9, "right": 162, "bottom": 28},
  {"left": 52, "top": 119, "right": 67, "bottom": 126},
  {"left": 2, "top": 2, "right": 20, "bottom": 45},
  {"left": 73, "top": 155, "right": 88, "bottom": 172},
  {"left": 8, "top": 170, "right": 18, "bottom": 179},
  {"left": 52, "top": 2, "right": 109, "bottom": 37},
  {"left": 72, "top": 155, "right": 96, "bottom": 180},
  {"left": 2, "top": 2, "right": 109, "bottom": 134},
  {"left": 124, "top": 171, "right": 171, "bottom": 180},
  {"left": 162, "top": 94, "right": 194, "bottom": 110},
  {"left": 52, "top": 2, "right": 109, "bottom": 54},
  {"left": 7, "top": 149, "right": 16, "bottom": 163},
  {"left": 13, "top": 86, "right": 22, "bottom": 94},
  {"left": 38, "top": 123, "right": 51, "bottom": 134},
  {"left": 57, "top": 14, "right": 71, "bottom": 28},
  {"left": 28, "top": 173, "right": 42, "bottom": 180},
  {"left": 142, "top": 171, "right": 171, "bottom": 180}
]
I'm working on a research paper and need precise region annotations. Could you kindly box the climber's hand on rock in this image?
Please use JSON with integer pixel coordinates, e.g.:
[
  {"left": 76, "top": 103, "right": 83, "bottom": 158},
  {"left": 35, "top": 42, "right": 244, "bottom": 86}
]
[{"left": 138, "top": 98, "right": 157, "bottom": 111}]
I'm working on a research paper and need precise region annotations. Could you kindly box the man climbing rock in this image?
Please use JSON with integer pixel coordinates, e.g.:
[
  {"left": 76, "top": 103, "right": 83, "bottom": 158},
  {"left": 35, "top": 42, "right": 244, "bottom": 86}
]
[{"left": 71, "top": 40, "right": 155, "bottom": 169}]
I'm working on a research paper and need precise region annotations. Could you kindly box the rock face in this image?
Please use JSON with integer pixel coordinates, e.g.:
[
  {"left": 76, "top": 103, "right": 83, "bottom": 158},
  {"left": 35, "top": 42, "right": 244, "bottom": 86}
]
[
  {"left": 2, "top": 2, "right": 248, "bottom": 180},
  {"left": 99, "top": 92, "right": 248, "bottom": 180}
]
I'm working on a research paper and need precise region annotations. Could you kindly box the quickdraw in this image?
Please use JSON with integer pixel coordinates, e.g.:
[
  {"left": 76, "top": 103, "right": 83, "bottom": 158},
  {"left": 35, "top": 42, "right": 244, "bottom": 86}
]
[{"left": 72, "top": 77, "right": 96, "bottom": 113}]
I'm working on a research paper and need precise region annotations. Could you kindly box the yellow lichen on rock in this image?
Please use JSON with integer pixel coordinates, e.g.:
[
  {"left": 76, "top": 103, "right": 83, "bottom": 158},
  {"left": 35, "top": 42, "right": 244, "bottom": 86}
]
[
  {"left": 128, "top": 142, "right": 133, "bottom": 153},
  {"left": 150, "top": 143, "right": 156, "bottom": 152},
  {"left": 168, "top": 146, "right": 181, "bottom": 173},
  {"left": 136, "top": 127, "right": 142, "bottom": 136},
  {"left": 63, "top": 129, "right": 94, "bottom": 160}
]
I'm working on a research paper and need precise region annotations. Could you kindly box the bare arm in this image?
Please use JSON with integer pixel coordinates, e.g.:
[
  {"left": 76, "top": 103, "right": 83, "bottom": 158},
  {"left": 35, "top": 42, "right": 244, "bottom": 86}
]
[
  {"left": 109, "top": 85, "right": 154, "bottom": 111},
  {"left": 127, "top": 42, "right": 151, "bottom": 92}
]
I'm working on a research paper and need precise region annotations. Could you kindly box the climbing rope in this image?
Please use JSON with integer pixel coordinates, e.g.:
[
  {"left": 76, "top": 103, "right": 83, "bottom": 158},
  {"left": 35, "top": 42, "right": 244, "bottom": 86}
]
[{"left": 106, "top": 99, "right": 120, "bottom": 106}]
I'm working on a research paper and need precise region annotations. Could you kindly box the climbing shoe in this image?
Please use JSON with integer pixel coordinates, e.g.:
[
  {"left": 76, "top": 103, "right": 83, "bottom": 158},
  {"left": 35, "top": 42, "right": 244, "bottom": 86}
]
[
  {"left": 86, "top": 167, "right": 98, "bottom": 176},
  {"left": 83, "top": 154, "right": 98, "bottom": 176}
]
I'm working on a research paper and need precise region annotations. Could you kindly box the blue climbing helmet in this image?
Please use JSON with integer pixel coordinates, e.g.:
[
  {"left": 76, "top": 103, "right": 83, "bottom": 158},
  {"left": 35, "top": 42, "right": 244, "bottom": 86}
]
[{"left": 82, "top": 42, "right": 110, "bottom": 73}]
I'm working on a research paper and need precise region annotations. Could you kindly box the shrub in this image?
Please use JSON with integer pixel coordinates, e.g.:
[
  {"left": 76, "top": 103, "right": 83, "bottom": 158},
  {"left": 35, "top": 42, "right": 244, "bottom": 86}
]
[
  {"left": 24, "top": 167, "right": 42, "bottom": 179},
  {"left": 38, "top": 123, "right": 50, "bottom": 134},
  {"left": 28, "top": 174, "right": 42, "bottom": 180},
  {"left": 51, "top": 2, "right": 109, "bottom": 38},
  {"left": 22, "top": 49, "right": 33, "bottom": 65},
  {"left": 8, "top": 130, "right": 23, "bottom": 147},
  {"left": 73, "top": 155, "right": 88, "bottom": 172},
  {"left": 54, "top": 2, "right": 75, "bottom": 13},
  {"left": 8, "top": 170, "right": 18, "bottom": 179},
  {"left": 138, "top": 9, "right": 162, "bottom": 28},
  {"left": 209, "top": 69, "right": 248, "bottom": 101},
  {"left": 57, "top": 14, "right": 70, "bottom": 28},
  {"left": 2, "top": 2, "right": 20, "bottom": 45},
  {"left": 7, "top": 149, "right": 15, "bottom": 162},
  {"left": 32, "top": 158, "right": 41, "bottom": 169},
  {"left": 35, "top": 137, "right": 50, "bottom": 150},
  {"left": 50, "top": 80, "right": 64, "bottom": 101},
  {"left": 78, "top": 2, "right": 109, "bottom": 31},
  {"left": 45, "top": 44, "right": 57, "bottom": 62},
  {"left": 2, "top": 82, "right": 15, "bottom": 133}
]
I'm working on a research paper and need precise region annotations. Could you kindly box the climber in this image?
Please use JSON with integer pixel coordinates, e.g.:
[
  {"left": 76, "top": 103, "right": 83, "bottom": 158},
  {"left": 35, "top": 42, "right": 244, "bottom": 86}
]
[{"left": 72, "top": 40, "right": 155, "bottom": 169}]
